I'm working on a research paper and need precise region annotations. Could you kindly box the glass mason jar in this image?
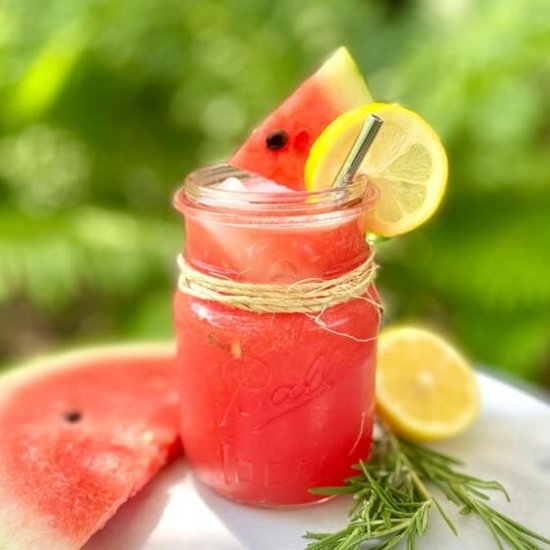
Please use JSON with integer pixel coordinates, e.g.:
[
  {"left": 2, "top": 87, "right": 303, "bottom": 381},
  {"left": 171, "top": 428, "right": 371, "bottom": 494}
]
[{"left": 173, "top": 165, "right": 380, "bottom": 506}]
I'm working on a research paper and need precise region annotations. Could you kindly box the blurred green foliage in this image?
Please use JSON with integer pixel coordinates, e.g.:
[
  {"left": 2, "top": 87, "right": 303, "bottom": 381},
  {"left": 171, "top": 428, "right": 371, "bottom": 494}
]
[{"left": 0, "top": 0, "right": 549, "bottom": 384}]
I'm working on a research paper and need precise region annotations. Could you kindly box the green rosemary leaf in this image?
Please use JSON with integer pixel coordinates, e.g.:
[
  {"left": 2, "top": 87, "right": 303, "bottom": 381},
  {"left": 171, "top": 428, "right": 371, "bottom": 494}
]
[
  {"left": 465, "top": 479, "right": 511, "bottom": 501},
  {"left": 491, "top": 516, "right": 539, "bottom": 550},
  {"left": 431, "top": 496, "right": 458, "bottom": 536},
  {"left": 486, "top": 517, "right": 515, "bottom": 550},
  {"left": 363, "top": 500, "right": 373, "bottom": 539},
  {"left": 304, "top": 525, "right": 358, "bottom": 549},
  {"left": 333, "top": 527, "right": 362, "bottom": 550},
  {"left": 430, "top": 477, "right": 463, "bottom": 506},
  {"left": 415, "top": 503, "right": 429, "bottom": 535},
  {"left": 462, "top": 485, "right": 492, "bottom": 501},
  {"left": 490, "top": 508, "right": 550, "bottom": 545},
  {"left": 373, "top": 528, "right": 408, "bottom": 550},
  {"left": 354, "top": 485, "right": 375, "bottom": 501},
  {"left": 361, "top": 465, "right": 400, "bottom": 511},
  {"left": 463, "top": 495, "right": 507, "bottom": 550},
  {"left": 349, "top": 496, "right": 365, "bottom": 518},
  {"left": 401, "top": 441, "right": 463, "bottom": 466}
]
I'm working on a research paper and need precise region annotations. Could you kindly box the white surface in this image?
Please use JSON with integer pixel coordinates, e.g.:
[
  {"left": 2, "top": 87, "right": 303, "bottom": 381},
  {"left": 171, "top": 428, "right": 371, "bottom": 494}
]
[{"left": 84, "top": 374, "right": 550, "bottom": 550}]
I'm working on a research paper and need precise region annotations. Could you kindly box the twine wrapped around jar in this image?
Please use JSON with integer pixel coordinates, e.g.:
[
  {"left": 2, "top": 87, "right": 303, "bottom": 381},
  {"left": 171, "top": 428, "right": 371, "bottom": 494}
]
[{"left": 177, "top": 250, "right": 378, "bottom": 315}]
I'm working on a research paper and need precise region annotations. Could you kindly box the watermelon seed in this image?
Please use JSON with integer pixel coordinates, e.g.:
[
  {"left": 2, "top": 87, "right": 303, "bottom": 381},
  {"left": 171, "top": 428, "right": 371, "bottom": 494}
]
[
  {"left": 64, "top": 411, "right": 82, "bottom": 423},
  {"left": 266, "top": 130, "right": 288, "bottom": 150}
]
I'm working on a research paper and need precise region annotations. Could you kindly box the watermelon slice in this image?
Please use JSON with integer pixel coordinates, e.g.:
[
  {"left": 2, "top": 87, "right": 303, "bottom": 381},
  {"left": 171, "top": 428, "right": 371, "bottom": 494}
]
[
  {"left": 230, "top": 47, "right": 373, "bottom": 190},
  {"left": 0, "top": 344, "right": 180, "bottom": 550}
]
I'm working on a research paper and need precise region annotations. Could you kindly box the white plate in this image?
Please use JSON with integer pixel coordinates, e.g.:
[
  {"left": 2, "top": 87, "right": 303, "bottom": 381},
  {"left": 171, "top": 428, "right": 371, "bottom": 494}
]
[{"left": 85, "top": 374, "right": 550, "bottom": 549}]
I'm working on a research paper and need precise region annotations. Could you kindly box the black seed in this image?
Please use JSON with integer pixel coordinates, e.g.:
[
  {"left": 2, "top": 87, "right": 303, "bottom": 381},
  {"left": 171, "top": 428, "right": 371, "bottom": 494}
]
[
  {"left": 64, "top": 411, "right": 82, "bottom": 423},
  {"left": 266, "top": 130, "right": 288, "bottom": 150}
]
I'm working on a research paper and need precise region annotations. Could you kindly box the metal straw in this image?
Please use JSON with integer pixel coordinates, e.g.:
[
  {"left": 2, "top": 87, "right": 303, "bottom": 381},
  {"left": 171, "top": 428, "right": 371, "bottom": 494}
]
[{"left": 331, "top": 114, "right": 384, "bottom": 188}]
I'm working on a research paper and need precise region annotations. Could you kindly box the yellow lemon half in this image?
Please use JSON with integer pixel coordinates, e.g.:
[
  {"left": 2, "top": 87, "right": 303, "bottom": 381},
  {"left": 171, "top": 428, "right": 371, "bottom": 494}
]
[
  {"left": 376, "top": 326, "right": 480, "bottom": 442},
  {"left": 305, "top": 103, "right": 448, "bottom": 237}
]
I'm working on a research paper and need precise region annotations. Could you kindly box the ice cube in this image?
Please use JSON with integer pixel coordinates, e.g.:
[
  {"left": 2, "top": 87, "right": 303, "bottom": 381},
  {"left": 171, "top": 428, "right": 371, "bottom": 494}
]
[
  {"left": 245, "top": 178, "right": 294, "bottom": 193},
  {"left": 214, "top": 176, "right": 293, "bottom": 194},
  {"left": 215, "top": 176, "right": 248, "bottom": 192},
  {"left": 198, "top": 175, "right": 298, "bottom": 278}
]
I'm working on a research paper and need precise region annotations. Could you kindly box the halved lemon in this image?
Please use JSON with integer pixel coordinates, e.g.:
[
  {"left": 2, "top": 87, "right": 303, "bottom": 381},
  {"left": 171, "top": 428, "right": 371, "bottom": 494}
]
[
  {"left": 376, "top": 326, "right": 480, "bottom": 442},
  {"left": 305, "top": 103, "right": 448, "bottom": 237}
]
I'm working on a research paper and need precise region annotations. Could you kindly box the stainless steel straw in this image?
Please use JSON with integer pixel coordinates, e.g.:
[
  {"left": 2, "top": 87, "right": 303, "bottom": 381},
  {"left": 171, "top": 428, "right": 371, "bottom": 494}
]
[{"left": 331, "top": 114, "right": 384, "bottom": 188}]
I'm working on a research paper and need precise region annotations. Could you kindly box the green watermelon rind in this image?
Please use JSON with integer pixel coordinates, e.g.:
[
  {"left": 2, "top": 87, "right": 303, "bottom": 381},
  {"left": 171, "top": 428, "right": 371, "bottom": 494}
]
[{"left": 318, "top": 46, "right": 373, "bottom": 109}]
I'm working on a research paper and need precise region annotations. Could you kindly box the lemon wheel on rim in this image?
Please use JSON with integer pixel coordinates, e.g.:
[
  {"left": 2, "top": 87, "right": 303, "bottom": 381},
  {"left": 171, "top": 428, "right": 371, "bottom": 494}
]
[{"left": 305, "top": 103, "right": 448, "bottom": 237}]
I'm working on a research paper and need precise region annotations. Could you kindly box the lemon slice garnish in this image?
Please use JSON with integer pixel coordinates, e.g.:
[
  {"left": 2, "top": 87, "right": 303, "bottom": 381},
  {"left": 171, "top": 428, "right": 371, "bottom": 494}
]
[{"left": 305, "top": 103, "right": 448, "bottom": 236}]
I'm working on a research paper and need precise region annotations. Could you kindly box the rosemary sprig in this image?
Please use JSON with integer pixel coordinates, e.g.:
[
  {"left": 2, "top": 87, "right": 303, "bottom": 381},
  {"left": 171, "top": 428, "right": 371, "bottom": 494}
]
[{"left": 304, "top": 424, "right": 550, "bottom": 550}]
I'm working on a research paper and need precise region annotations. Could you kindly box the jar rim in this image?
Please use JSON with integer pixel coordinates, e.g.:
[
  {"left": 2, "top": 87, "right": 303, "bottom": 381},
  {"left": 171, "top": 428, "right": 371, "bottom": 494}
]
[{"left": 173, "top": 164, "right": 379, "bottom": 224}]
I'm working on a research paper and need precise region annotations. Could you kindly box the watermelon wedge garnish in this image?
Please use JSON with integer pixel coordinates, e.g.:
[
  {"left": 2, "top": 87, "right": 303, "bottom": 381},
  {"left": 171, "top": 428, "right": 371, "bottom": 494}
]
[
  {"left": 230, "top": 47, "right": 373, "bottom": 190},
  {"left": 0, "top": 344, "right": 180, "bottom": 550}
]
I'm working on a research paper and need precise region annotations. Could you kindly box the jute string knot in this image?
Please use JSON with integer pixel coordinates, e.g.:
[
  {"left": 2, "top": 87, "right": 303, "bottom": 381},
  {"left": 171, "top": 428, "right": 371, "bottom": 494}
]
[{"left": 177, "top": 251, "right": 378, "bottom": 314}]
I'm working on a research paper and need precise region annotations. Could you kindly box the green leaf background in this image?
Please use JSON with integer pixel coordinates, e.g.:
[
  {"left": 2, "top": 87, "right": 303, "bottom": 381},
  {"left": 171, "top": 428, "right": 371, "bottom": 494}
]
[{"left": 0, "top": 0, "right": 549, "bottom": 385}]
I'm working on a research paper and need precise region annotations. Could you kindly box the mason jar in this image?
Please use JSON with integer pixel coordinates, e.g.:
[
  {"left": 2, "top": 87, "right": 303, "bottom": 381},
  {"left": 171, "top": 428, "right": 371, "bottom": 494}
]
[{"left": 173, "top": 164, "right": 380, "bottom": 506}]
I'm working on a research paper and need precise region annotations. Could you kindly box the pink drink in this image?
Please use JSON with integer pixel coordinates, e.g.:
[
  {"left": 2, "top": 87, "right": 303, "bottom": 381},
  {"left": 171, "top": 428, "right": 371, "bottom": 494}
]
[{"left": 174, "top": 165, "right": 380, "bottom": 505}]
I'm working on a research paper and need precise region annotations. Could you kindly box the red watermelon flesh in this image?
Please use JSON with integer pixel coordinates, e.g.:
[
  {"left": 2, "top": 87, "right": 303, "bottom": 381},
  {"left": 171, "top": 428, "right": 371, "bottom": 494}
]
[
  {"left": 0, "top": 344, "right": 180, "bottom": 550},
  {"left": 230, "top": 47, "right": 373, "bottom": 190}
]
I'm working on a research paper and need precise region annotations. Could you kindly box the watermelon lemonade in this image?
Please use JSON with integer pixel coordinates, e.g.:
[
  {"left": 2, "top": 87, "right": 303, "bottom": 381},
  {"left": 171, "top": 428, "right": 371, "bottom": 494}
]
[{"left": 174, "top": 165, "right": 381, "bottom": 505}]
